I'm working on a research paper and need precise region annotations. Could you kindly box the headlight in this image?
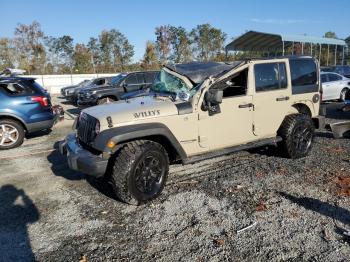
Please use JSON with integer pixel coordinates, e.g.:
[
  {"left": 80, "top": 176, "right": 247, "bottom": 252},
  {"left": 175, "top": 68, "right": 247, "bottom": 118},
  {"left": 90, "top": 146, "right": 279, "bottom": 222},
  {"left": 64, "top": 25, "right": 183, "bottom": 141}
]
[{"left": 95, "top": 121, "right": 100, "bottom": 134}]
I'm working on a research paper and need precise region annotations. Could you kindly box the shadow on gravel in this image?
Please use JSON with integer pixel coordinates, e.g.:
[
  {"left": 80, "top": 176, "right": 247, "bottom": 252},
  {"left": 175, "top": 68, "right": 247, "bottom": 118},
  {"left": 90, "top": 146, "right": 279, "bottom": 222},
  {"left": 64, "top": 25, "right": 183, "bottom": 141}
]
[
  {"left": 279, "top": 192, "right": 350, "bottom": 226},
  {"left": 47, "top": 142, "right": 118, "bottom": 201},
  {"left": 0, "top": 185, "right": 39, "bottom": 261}
]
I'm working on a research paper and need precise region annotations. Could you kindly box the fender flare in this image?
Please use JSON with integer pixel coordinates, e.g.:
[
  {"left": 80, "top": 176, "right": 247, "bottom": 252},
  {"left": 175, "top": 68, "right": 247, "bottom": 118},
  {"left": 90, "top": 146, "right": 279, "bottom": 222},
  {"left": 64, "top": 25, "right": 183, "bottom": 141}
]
[
  {"left": 92, "top": 123, "right": 187, "bottom": 160},
  {"left": 0, "top": 113, "right": 28, "bottom": 130}
]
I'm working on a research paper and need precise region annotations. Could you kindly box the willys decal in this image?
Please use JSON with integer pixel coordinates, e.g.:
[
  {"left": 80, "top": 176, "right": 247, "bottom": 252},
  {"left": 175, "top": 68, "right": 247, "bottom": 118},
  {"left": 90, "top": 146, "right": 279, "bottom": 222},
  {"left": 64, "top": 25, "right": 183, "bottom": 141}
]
[{"left": 134, "top": 110, "right": 160, "bottom": 118}]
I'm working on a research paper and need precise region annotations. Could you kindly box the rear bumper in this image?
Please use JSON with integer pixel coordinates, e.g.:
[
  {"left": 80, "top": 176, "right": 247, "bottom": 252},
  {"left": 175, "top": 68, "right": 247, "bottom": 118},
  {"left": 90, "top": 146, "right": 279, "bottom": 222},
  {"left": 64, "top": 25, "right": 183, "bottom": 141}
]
[
  {"left": 26, "top": 118, "right": 54, "bottom": 133},
  {"left": 59, "top": 133, "right": 108, "bottom": 177}
]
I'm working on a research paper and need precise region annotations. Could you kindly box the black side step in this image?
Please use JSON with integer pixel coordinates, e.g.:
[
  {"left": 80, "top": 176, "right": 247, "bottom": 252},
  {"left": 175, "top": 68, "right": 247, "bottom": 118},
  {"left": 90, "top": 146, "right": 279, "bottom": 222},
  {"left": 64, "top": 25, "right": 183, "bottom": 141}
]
[{"left": 183, "top": 137, "right": 282, "bottom": 165}]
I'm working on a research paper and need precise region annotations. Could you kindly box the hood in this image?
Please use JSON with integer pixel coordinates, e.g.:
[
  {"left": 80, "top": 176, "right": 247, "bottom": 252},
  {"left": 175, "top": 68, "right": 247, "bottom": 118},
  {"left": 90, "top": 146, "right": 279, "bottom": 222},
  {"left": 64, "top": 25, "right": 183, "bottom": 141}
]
[
  {"left": 82, "top": 96, "right": 179, "bottom": 128},
  {"left": 62, "top": 85, "right": 78, "bottom": 91},
  {"left": 80, "top": 84, "right": 112, "bottom": 93}
]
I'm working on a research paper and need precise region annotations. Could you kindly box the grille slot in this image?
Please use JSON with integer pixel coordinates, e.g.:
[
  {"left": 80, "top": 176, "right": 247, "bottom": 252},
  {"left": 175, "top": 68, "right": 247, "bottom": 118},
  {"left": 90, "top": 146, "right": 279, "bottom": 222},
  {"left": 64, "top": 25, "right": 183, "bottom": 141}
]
[{"left": 77, "top": 113, "right": 98, "bottom": 145}]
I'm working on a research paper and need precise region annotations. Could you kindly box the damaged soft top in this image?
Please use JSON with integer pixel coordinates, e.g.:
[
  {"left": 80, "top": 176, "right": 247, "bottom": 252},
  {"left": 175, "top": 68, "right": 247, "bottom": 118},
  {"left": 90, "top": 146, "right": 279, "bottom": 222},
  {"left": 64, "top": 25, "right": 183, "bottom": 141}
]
[{"left": 165, "top": 61, "right": 244, "bottom": 84}]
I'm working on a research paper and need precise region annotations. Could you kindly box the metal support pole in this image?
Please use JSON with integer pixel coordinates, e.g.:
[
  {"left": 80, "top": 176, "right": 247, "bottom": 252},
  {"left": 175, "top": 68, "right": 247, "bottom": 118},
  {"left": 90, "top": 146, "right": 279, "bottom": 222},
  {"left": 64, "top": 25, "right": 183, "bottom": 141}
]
[
  {"left": 311, "top": 43, "right": 313, "bottom": 56},
  {"left": 319, "top": 44, "right": 322, "bottom": 65},
  {"left": 301, "top": 42, "right": 304, "bottom": 55},
  {"left": 282, "top": 41, "right": 285, "bottom": 56},
  {"left": 335, "top": 45, "right": 337, "bottom": 65},
  {"left": 327, "top": 45, "right": 330, "bottom": 66},
  {"left": 292, "top": 42, "right": 294, "bottom": 55},
  {"left": 342, "top": 46, "right": 345, "bottom": 65}
]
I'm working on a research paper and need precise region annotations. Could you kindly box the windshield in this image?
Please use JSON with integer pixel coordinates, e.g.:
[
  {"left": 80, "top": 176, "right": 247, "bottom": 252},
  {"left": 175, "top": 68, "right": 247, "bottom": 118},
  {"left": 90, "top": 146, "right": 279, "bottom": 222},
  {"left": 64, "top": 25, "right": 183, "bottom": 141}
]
[
  {"left": 150, "top": 69, "right": 195, "bottom": 101},
  {"left": 79, "top": 80, "right": 92, "bottom": 87},
  {"left": 78, "top": 80, "right": 89, "bottom": 87},
  {"left": 111, "top": 74, "right": 126, "bottom": 85}
]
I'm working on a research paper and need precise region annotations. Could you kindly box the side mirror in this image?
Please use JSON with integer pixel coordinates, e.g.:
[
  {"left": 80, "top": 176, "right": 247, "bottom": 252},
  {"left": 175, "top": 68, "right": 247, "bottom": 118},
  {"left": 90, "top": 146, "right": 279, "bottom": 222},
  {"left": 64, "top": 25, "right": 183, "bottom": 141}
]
[
  {"left": 202, "top": 89, "right": 223, "bottom": 116},
  {"left": 205, "top": 89, "right": 223, "bottom": 105}
]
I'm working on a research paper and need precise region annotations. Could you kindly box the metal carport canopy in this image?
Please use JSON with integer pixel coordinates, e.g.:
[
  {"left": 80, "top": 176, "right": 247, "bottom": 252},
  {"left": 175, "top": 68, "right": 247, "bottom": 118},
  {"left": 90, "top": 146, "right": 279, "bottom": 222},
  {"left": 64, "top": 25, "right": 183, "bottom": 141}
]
[
  {"left": 225, "top": 31, "right": 347, "bottom": 52},
  {"left": 346, "top": 36, "right": 350, "bottom": 46}
]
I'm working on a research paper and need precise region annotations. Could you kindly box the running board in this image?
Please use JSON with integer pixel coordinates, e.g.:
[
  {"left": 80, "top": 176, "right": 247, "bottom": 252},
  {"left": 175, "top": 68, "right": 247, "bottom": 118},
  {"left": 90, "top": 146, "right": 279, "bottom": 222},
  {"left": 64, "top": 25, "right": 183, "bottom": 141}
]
[{"left": 183, "top": 137, "right": 282, "bottom": 165}]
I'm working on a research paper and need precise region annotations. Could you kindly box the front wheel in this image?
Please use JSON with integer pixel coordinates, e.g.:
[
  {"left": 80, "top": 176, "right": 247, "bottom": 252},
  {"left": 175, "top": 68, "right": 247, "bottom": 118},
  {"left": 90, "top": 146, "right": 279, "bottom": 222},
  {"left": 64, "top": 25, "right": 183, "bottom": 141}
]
[
  {"left": 110, "top": 140, "right": 169, "bottom": 205},
  {"left": 0, "top": 119, "right": 25, "bottom": 150},
  {"left": 277, "top": 114, "right": 314, "bottom": 159}
]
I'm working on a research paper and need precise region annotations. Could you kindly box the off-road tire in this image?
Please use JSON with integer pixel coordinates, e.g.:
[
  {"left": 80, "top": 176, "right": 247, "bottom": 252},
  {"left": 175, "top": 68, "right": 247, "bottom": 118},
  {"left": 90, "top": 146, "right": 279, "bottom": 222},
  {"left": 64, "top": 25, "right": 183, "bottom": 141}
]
[
  {"left": 97, "top": 97, "right": 115, "bottom": 105},
  {"left": 277, "top": 114, "right": 314, "bottom": 159},
  {"left": 110, "top": 140, "right": 169, "bottom": 205},
  {"left": 0, "top": 119, "right": 25, "bottom": 150}
]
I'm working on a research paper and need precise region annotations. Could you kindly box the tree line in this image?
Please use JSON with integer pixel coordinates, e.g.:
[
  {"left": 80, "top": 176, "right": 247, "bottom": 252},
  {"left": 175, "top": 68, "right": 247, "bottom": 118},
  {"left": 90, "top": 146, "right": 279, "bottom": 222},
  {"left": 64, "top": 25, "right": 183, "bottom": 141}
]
[{"left": 0, "top": 21, "right": 344, "bottom": 75}]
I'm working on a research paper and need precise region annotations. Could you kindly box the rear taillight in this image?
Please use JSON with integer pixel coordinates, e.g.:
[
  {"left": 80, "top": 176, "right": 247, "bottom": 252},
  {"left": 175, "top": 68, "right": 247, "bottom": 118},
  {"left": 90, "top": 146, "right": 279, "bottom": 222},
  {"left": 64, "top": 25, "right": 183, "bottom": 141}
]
[{"left": 31, "top": 96, "right": 49, "bottom": 107}]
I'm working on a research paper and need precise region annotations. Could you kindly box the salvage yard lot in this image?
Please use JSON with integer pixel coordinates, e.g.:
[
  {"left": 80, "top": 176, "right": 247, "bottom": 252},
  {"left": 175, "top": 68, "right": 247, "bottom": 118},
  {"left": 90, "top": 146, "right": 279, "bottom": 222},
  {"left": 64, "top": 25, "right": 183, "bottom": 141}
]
[{"left": 1, "top": 96, "right": 350, "bottom": 261}]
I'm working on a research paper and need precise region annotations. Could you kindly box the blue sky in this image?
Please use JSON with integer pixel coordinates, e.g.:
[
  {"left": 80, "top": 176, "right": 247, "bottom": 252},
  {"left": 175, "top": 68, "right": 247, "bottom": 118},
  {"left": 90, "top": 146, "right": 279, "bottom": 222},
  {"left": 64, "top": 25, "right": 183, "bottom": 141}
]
[{"left": 1, "top": 0, "right": 349, "bottom": 61}]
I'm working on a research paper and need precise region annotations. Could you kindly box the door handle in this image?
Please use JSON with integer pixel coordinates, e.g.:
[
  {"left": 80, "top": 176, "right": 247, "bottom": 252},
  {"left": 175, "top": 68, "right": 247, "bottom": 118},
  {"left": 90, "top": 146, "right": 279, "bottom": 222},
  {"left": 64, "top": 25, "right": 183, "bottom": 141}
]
[
  {"left": 276, "top": 96, "right": 290, "bottom": 101},
  {"left": 238, "top": 103, "right": 254, "bottom": 108}
]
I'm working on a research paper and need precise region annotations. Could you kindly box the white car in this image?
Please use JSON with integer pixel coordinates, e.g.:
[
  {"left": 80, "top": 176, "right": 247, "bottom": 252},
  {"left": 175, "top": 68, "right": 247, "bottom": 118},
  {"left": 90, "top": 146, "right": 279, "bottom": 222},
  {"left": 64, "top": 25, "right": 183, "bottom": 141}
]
[{"left": 321, "top": 72, "right": 350, "bottom": 101}]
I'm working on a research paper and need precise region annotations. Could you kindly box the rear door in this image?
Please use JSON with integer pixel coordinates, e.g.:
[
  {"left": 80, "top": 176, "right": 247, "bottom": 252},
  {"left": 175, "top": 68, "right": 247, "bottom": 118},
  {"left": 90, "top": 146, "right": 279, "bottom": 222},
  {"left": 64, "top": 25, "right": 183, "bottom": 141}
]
[{"left": 252, "top": 60, "right": 291, "bottom": 138}]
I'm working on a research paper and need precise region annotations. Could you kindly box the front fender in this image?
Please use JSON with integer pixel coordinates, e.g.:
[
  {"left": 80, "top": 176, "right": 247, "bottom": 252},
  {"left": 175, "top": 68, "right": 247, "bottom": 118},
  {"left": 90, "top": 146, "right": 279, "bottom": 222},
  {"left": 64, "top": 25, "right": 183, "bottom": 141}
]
[{"left": 92, "top": 123, "right": 187, "bottom": 160}]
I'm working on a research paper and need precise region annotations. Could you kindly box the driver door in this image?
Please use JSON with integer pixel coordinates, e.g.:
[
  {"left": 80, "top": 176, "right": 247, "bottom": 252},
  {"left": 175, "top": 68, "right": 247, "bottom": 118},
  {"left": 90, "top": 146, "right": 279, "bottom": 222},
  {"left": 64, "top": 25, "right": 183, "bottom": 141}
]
[{"left": 197, "top": 68, "right": 255, "bottom": 151}]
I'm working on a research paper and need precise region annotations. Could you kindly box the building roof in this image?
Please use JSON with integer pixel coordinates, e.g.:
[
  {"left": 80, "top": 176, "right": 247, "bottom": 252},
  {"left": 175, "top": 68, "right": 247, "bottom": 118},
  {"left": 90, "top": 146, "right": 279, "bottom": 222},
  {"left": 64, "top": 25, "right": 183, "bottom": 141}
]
[
  {"left": 346, "top": 36, "right": 350, "bottom": 45},
  {"left": 165, "top": 61, "right": 243, "bottom": 84},
  {"left": 226, "top": 31, "right": 347, "bottom": 52}
]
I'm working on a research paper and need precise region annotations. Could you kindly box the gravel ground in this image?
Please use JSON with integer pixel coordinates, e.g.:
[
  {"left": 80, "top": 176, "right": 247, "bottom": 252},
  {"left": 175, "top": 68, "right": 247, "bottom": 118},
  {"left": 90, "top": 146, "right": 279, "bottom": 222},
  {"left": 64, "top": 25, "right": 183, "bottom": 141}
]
[{"left": 0, "top": 96, "right": 349, "bottom": 261}]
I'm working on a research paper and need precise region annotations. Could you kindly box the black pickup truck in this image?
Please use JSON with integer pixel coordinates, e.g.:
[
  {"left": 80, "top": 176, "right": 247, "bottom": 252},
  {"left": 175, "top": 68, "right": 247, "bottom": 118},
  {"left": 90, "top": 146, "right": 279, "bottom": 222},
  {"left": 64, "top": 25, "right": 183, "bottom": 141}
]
[{"left": 77, "top": 71, "right": 159, "bottom": 106}]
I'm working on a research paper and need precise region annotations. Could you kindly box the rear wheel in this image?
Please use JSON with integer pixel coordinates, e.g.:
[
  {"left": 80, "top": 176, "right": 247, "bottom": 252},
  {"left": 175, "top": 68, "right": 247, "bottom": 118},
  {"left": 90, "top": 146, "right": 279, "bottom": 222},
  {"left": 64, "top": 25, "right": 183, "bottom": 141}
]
[
  {"left": 97, "top": 97, "right": 116, "bottom": 105},
  {"left": 110, "top": 140, "right": 169, "bottom": 205},
  {"left": 278, "top": 114, "right": 314, "bottom": 159},
  {"left": 0, "top": 119, "right": 25, "bottom": 150}
]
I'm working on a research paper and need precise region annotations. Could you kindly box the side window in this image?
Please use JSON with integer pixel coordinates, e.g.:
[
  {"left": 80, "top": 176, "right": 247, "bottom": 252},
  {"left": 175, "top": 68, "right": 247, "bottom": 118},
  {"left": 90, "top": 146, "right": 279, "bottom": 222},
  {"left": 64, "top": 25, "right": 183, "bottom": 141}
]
[
  {"left": 328, "top": 74, "right": 342, "bottom": 82},
  {"left": 254, "top": 63, "right": 287, "bottom": 92},
  {"left": 145, "top": 72, "right": 157, "bottom": 83},
  {"left": 136, "top": 73, "right": 145, "bottom": 84},
  {"left": 211, "top": 69, "right": 248, "bottom": 98},
  {"left": 321, "top": 74, "right": 328, "bottom": 83},
  {"left": 125, "top": 74, "right": 138, "bottom": 85},
  {"left": 96, "top": 79, "right": 105, "bottom": 85},
  {"left": 0, "top": 83, "right": 29, "bottom": 95},
  {"left": 290, "top": 59, "right": 318, "bottom": 94}
]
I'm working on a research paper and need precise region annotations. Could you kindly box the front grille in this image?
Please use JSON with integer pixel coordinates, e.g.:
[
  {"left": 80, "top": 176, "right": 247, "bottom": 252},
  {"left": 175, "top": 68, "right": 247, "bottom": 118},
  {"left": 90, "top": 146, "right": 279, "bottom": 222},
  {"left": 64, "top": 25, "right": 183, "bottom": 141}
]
[{"left": 77, "top": 113, "right": 98, "bottom": 145}]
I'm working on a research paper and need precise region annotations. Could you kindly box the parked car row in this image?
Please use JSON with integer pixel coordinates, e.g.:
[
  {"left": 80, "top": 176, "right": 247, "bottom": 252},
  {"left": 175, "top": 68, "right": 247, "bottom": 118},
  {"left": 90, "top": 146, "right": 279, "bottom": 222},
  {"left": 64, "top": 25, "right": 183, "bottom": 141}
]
[{"left": 60, "top": 71, "right": 159, "bottom": 107}]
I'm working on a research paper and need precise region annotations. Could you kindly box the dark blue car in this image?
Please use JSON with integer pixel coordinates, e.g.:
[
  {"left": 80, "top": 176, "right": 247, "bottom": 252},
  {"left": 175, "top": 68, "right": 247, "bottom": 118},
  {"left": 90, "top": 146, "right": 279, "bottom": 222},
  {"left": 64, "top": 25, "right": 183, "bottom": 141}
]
[{"left": 0, "top": 76, "right": 55, "bottom": 149}]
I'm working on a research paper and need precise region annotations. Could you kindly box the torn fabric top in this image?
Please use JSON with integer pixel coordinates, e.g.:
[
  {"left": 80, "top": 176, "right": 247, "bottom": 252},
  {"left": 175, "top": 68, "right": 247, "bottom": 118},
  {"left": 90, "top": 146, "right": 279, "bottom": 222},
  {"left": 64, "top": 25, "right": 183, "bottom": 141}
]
[{"left": 165, "top": 61, "right": 243, "bottom": 84}]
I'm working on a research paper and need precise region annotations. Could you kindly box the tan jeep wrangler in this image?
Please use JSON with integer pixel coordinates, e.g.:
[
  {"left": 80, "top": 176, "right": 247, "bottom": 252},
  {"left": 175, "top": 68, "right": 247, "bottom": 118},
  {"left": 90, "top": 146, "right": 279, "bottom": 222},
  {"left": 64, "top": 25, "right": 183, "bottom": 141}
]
[{"left": 59, "top": 57, "right": 324, "bottom": 205}]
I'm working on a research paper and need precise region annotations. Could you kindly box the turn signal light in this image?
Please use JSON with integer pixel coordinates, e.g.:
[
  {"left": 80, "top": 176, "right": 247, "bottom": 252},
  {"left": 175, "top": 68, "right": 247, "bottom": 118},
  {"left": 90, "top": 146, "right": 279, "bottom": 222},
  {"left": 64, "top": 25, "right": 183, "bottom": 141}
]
[{"left": 107, "top": 140, "right": 116, "bottom": 149}]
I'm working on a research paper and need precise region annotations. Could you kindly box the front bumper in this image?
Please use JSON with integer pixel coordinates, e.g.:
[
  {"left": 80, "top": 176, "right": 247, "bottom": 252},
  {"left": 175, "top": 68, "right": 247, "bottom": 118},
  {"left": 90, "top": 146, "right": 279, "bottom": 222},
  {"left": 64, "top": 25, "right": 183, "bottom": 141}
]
[
  {"left": 59, "top": 133, "right": 108, "bottom": 177},
  {"left": 77, "top": 96, "right": 98, "bottom": 106}
]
